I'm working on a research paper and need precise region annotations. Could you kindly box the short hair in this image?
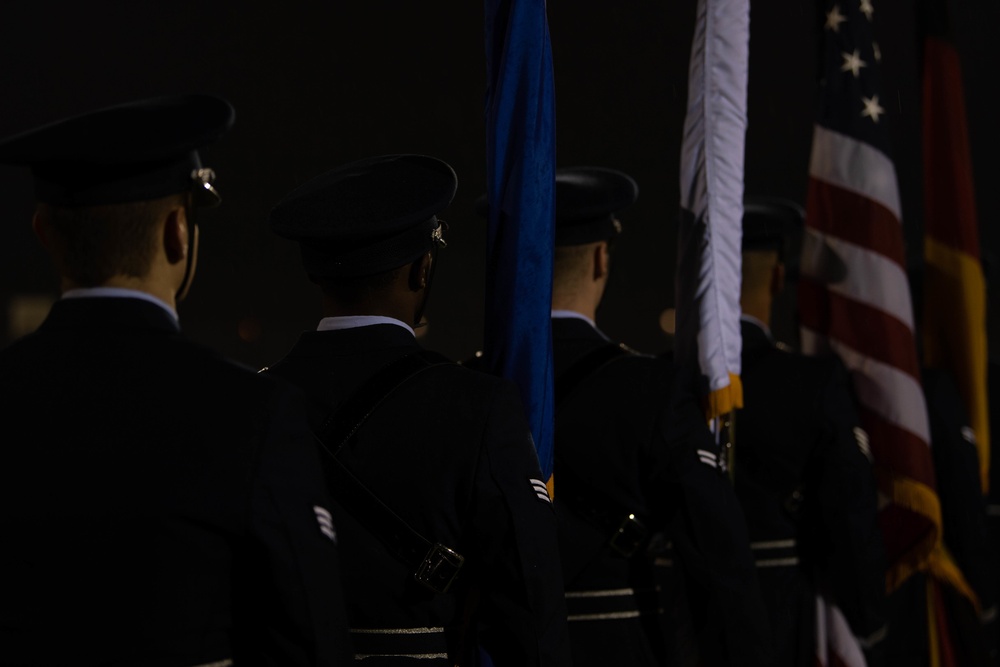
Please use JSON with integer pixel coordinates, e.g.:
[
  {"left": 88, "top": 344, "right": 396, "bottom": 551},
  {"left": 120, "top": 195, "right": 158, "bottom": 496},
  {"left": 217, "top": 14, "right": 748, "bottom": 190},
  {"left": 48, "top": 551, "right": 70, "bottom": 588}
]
[
  {"left": 37, "top": 194, "right": 184, "bottom": 286},
  {"left": 552, "top": 239, "right": 614, "bottom": 296}
]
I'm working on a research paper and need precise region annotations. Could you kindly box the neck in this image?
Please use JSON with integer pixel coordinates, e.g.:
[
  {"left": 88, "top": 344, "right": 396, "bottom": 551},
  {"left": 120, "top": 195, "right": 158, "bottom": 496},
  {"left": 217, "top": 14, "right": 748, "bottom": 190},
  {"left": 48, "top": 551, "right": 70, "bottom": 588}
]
[
  {"left": 551, "top": 284, "right": 603, "bottom": 324},
  {"left": 551, "top": 298, "right": 596, "bottom": 322},
  {"left": 739, "top": 293, "right": 771, "bottom": 328},
  {"left": 63, "top": 275, "right": 178, "bottom": 312},
  {"left": 321, "top": 297, "right": 415, "bottom": 326}
]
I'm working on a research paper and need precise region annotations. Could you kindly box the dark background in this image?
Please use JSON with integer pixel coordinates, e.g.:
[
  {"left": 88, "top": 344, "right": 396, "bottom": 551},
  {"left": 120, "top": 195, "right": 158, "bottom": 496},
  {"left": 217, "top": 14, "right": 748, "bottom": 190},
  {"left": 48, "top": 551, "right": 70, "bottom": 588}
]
[{"left": 2, "top": 1, "right": 997, "bottom": 367}]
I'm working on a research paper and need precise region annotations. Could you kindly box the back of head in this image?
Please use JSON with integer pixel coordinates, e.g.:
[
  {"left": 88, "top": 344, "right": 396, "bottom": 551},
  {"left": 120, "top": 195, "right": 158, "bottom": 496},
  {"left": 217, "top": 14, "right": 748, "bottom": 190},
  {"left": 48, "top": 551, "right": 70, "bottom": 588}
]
[
  {"left": 0, "top": 94, "right": 234, "bottom": 287},
  {"left": 740, "top": 197, "right": 803, "bottom": 320},
  {"left": 550, "top": 166, "right": 637, "bottom": 301},
  {"left": 35, "top": 196, "right": 182, "bottom": 287},
  {"left": 269, "top": 154, "right": 456, "bottom": 310},
  {"left": 741, "top": 197, "right": 803, "bottom": 264}
]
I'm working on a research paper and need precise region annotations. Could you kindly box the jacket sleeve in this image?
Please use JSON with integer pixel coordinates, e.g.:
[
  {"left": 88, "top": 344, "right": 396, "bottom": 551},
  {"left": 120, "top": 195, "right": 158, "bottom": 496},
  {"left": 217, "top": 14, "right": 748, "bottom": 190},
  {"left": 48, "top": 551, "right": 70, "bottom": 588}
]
[
  {"left": 648, "top": 361, "right": 774, "bottom": 667},
  {"left": 470, "top": 380, "right": 572, "bottom": 667},
  {"left": 234, "top": 382, "right": 354, "bottom": 666}
]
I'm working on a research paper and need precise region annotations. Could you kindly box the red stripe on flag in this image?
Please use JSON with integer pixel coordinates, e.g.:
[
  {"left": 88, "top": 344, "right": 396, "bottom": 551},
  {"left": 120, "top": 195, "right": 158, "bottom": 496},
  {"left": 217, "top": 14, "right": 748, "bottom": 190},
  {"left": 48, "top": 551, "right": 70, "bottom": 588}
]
[
  {"left": 859, "top": 405, "right": 936, "bottom": 489},
  {"left": 798, "top": 277, "right": 921, "bottom": 380},
  {"left": 806, "top": 179, "right": 907, "bottom": 267},
  {"left": 828, "top": 653, "right": 851, "bottom": 667},
  {"left": 923, "top": 37, "right": 979, "bottom": 257}
]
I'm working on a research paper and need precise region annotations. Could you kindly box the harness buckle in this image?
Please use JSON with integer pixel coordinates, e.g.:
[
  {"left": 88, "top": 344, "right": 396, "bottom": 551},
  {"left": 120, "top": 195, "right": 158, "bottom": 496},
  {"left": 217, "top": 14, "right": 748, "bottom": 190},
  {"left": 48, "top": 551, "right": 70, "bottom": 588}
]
[
  {"left": 609, "top": 513, "right": 648, "bottom": 558},
  {"left": 414, "top": 543, "right": 464, "bottom": 593}
]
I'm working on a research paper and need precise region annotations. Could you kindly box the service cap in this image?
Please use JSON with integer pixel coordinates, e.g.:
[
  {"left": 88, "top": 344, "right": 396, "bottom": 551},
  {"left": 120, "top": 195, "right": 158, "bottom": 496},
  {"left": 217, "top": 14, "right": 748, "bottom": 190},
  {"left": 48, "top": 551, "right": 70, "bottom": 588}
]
[
  {"left": 0, "top": 94, "right": 234, "bottom": 208},
  {"left": 742, "top": 197, "right": 804, "bottom": 260},
  {"left": 269, "top": 154, "right": 456, "bottom": 278},
  {"left": 473, "top": 166, "right": 638, "bottom": 247},
  {"left": 553, "top": 166, "right": 637, "bottom": 246}
]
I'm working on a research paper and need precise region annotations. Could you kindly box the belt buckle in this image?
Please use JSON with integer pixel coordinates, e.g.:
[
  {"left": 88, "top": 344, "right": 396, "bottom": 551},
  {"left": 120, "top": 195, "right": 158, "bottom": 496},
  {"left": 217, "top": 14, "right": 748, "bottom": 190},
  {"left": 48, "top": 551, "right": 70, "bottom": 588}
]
[
  {"left": 414, "top": 543, "right": 465, "bottom": 594},
  {"left": 609, "top": 513, "right": 647, "bottom": 558}
]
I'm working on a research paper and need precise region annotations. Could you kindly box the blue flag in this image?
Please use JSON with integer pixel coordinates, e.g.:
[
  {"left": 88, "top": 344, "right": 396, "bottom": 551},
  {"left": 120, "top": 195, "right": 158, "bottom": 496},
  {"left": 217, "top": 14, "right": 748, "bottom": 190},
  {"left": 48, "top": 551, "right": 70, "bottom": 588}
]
[{"left": 483, "top": 0, "right": 557, "bottom": 481}]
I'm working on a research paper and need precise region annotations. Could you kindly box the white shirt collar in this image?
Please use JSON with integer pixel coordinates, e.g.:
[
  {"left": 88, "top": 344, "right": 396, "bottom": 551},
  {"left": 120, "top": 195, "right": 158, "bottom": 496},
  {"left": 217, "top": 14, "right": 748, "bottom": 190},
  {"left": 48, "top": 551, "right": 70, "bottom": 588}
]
[
  {"left": 551, "top": 309, "right": 611, "bottom": 341},
  {"left": 61, "top": 287, "right": 178, "bottom": 323},
  {"left": 551, "top": 309, "right": 598, "bottom": 330},
  {"left": 317, "top": 315, "right": 415, "bottom": 337}
]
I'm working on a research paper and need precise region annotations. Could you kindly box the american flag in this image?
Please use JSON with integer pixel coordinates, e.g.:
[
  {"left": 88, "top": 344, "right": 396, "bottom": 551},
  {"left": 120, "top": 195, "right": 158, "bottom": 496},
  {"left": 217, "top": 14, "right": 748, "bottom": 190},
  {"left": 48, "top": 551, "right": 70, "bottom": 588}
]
[
  {"left": 796, "top": 3, "right": 935, "bottom": 663},
  {"left": 797, "top": 0, "right": 939, "bottom": 589},
  {"left": 798, "top": 1, "right": 978, "bottom": 663}
]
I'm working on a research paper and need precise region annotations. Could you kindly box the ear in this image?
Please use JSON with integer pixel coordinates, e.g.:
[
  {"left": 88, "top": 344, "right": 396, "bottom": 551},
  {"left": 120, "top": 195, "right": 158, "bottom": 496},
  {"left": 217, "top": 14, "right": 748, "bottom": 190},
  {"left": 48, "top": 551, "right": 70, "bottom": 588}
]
[
  {"left": 593, "top": 241, "right": 610, "bottom": 281},
  {"left": 770, "top": 261, "right": 786, "bottom": 297},
  {"left": 408, "top": 252, "right": 433, "bottom": 291},
  {"left": 163, "top": 205, "right": 189, "bottom": 266}
]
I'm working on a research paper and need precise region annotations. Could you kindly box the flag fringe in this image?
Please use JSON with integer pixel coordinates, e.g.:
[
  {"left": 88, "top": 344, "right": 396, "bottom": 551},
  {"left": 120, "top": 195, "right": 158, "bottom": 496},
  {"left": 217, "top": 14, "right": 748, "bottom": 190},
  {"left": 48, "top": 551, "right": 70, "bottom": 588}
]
[
  {"left": 883, "top": 475, "right": 978, "bottom": 609},
  {"left": 706, "top": 373, "right": 743, "bottom": 419},
  {"left": 883, "top": 475, "right": 940, "bottom": 590}
]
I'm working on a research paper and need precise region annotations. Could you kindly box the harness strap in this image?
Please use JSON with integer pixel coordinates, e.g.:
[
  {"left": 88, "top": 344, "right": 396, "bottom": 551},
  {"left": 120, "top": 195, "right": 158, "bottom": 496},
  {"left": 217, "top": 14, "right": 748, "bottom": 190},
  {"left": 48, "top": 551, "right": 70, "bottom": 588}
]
[{"left": 316, "top": 351, "right": 465, "bottom": 594}]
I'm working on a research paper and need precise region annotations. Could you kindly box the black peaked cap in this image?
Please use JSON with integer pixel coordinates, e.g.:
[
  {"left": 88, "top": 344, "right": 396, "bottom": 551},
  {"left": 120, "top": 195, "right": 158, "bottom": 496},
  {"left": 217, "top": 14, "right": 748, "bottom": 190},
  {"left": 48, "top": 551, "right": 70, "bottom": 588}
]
[
  {"left": 269, "top": 154, "right": 457, "bottom": 278},
  {"left": 472, "top": 166, "right": 638, "bottom": 247},
  {"left": 742, "top": 197, "right": 805, "bottom": 259},
  {"left": 554, "top": 167, "right": 637, "bottom": 246},
  {"left": 0, "top": 94, "right": 234, "bottom": 207}
]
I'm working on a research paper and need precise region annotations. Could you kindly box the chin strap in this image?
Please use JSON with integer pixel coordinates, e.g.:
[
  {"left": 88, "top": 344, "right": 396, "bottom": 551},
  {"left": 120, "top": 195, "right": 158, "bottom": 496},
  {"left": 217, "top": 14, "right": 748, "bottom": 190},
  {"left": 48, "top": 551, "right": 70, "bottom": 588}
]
[
  {"left": 413, "top": 253, "right": 436, "bottom": 327},
  {"left": 413, "top": 223, "right": 447, "bottom": 327}
]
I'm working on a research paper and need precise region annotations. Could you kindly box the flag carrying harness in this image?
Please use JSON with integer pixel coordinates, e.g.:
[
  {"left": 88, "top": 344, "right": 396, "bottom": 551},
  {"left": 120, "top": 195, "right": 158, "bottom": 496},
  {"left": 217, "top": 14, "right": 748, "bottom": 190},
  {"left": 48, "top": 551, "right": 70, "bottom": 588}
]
[{"left": 315, "top": 351, "right": 465, "bottom": 595}]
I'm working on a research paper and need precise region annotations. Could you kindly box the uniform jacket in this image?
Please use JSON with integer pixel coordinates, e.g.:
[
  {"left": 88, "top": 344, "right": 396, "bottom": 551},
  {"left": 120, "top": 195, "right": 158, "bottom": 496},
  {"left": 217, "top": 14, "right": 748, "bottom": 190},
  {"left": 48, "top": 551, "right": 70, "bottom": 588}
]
[
  {"left": 265, "top": 323, "right": 571, "bottom": 667},
  {"left": 0, "top": 297, "right": 352, "bottom": 666},
  {"left": 735, "top": 318, "right": 886, "bottom": 666},
  {"left": 550, "top": 316, "right": 771, "bottom": 667}
]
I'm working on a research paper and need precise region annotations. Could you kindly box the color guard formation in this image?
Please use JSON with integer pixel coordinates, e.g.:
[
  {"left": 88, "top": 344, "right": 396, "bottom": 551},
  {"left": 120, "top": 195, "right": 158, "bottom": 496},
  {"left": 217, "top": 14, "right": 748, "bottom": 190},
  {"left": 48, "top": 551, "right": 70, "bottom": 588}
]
[{"left": 0, "top": 93, "right": 994, "bottom": 667}]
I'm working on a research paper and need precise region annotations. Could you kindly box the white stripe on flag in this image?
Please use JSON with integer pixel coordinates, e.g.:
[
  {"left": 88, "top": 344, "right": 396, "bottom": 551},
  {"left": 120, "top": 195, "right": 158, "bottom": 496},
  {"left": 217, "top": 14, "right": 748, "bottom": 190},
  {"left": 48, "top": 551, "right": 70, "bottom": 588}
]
[
  {"left": 808, "top": 125, "right": 902, "bottom": 221},
  {"left": 801, "top": 328, "right": 931, "bottom": 443},
  {"left": 800, "top": 233, "right": 914, "bottom": 330},
  {"left": 824, "top": 595, "right": 867, "bottom": 667}
]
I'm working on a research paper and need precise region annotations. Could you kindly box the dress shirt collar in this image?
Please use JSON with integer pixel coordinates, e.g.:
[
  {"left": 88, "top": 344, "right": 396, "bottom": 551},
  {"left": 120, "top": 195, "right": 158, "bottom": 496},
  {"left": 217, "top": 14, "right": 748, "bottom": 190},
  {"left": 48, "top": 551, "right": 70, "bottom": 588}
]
[
  {"left": 551, "top": 309, "right": 611, "bottom": 341},
  {"left": 317, "top": 315, "right": 415, "bottom": 337},
  {"left": 551, "top": 309, "right": 598, "bottom": 330},
  {"left": 61, "top": 287, "right": 178, "bottom": 324}
]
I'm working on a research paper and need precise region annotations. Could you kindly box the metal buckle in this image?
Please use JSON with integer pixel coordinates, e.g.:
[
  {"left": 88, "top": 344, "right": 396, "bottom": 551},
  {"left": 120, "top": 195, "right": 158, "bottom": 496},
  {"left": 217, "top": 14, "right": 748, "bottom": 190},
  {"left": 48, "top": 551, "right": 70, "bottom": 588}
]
[
  {"left": 609, "top": 513, "right": 647, "bottom": 558},
  {"left": 414, "top": 543, "right": 464, "bottom": 594},
  {"left": 190, "top": 167, "right": 221, "bottom": 206}
]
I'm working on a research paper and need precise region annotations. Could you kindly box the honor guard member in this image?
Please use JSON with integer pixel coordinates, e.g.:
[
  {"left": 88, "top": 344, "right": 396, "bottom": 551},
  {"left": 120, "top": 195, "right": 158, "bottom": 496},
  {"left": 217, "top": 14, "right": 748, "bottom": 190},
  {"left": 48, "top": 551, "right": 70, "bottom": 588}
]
[
  {"left": 0, "top": 96, "right": 353, "bottom": 666},
  {"left": 480, "top": 167, "right": 772, "bottom": 666},
  {"left": 264, "top": 154, "right": 572, "bottom": 667},
  {"left": 735, "top": 198, "right": 886, "bottom": 665}
]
